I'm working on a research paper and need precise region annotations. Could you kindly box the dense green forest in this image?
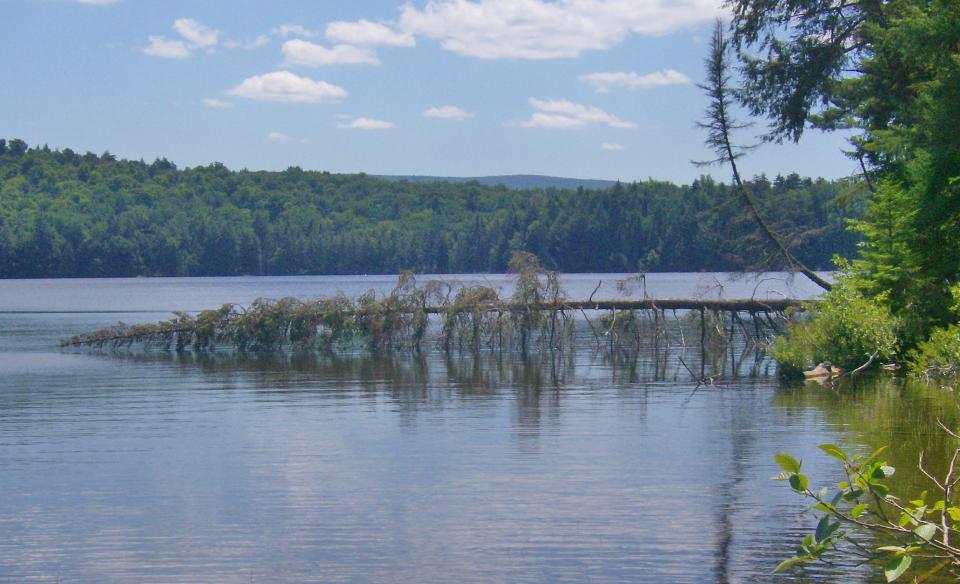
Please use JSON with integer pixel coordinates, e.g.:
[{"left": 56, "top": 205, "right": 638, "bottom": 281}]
[{"left": 0, "top": 138, "right": 862, "bottom": 278}]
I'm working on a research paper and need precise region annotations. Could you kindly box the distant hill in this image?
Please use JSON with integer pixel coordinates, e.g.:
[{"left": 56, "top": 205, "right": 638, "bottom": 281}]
[{"left": 375, "top": 174, "right": 619, "bottom": 191}]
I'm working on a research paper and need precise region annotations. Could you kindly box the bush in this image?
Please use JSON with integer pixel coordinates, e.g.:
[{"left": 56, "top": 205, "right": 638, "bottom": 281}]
[
  {"left": 909, "top": 286, "right": 960, "bottom": 387},
  {"left": 910, "top": 324, "right": 960, "bottom": 386},
  {"left": 772, "top": 265, "right": 900, "bottom": 378},
  {"left": 770, "top": 316, "right": 826, "bottom": 379}
]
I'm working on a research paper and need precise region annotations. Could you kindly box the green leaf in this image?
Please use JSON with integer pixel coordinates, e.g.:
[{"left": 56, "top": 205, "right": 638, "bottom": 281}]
[
  {"left": 775, "top": 452, "right": 802, "bottom": 474},
  {"left": 815, "top": 516, "right": 841, "bottom": 543},
  {"left": 851, "top": 503, "right": 868, "bottom": 518},
  {"left": 772, "top": 556, "right": 809, "bottom": 573},
  {"left": 831, "top": 490, "right": 844, "bottom": 506},
  {"left": 843, "top": 489, "right": 865, "bottom": 501},
  {"left": 867, "top": 446, "right": 889, "bottom": 464},
  {"left": 914, "top": 523, "right": 937, "bottom": 542},
  {"left": 790, "top": 473, "right": 810, "bottom": 492},
  {"left": 884, "top": 555, "right": 912, "bottom": 582},
  {"left": 815, "top": 516, "right": 831, "bottom": 542},
  {"left": 947, "top": 507, "right": 960, "bottom": 521},
  {"left": 818, "top": 443, "right": 849, "bottom": 461}
]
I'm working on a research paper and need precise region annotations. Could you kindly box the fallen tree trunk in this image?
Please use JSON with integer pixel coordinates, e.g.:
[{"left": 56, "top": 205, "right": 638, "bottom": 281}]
[
  {"left": 60, "top": 295, "right": 808, "bottom": 350},
  {"left": 495, "top": 297, "right": 808, "bottom": 313}
]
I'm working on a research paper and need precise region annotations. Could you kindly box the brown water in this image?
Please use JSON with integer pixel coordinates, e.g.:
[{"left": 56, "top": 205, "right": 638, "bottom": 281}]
[{"left": 0, "top": 273, "right": 954, "bottom": 583}]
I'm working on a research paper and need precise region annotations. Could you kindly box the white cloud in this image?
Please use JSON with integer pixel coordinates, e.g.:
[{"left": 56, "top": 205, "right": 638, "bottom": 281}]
[
  {"left": 143, "top": 18, "right": 222, "bottom": 58},
  {"left": 273, "top": 23, "right": 318, "bottom": 38},
  {"left": 143, "top": 35, "right": 190, "bottom": 59},
  {"left": 249, "top": 35, "right": 271, "bottom": 48},
  {"left": 579, "top": 69, "right": 692, "bottom": 93},
  {"left": 227, "top": 71, "right": 348, "bottom": 103},
  {"left": 339, "top": 117, "right": 395, "bottom": 130},
  {"left": 423, "top": 105, "right": 472, "bottom": 120},
  {"left": 267, "top": 131, "right": 291, "bottom": 142},
  {"left": 398, "top": 0, "right": 724, "bottom": 60},
  {"left": 521, "top": 113, "right": 585, "bottom": 129},
  {"left": 520, "top": 98, "right": 636, "bottom": 129},
  {"left": 282, "top": 39, "right": 380, "bottom": 67},
  {"left": 203, "top": 98, "right": 233, "bottom": 108},
  {"left": 326, "top": 19, "right": 415, "bottom": 47},
  {"left": 601, "top": 142, "right": 625, "bottom": 150},
  {"left": 173, "top": 18, "right": 220, "bottom": 49}
]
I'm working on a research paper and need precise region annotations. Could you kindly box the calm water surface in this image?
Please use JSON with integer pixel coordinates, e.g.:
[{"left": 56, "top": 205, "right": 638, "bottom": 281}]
[{"left": 0, "top": 273, "right": 954, "bottom": 583}]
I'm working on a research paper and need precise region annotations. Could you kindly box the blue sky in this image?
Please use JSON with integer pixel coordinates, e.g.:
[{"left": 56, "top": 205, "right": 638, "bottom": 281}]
[{"left": 1, "top": 0, "right": 855, "bottom": 184}]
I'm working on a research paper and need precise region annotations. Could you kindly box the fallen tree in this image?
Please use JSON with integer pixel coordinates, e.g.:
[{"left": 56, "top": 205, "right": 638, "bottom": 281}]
[{"left": 61, "top": 254, "right": 807, "bottom": 356}]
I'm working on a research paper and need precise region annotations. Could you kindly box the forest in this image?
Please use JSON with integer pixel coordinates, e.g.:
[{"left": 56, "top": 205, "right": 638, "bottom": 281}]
[{"left": 0, "top": 138, "right": 861, "bottom": 278}]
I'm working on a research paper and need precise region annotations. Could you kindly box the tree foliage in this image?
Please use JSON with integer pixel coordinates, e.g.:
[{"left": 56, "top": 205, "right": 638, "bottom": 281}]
[
  {"left": 0, "top": 140, "right": 860, "bottom": 278},
  {"left": 728, "top": 0, "right": 960, "bottom": 332}
]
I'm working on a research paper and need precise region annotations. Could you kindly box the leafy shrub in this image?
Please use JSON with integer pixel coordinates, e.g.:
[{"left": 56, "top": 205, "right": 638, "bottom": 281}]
[
  {"left": 909, "top": 285, "right": 960, "bottom": 387},
  {"left": 773, "top": 439, "right": 960, "bottom": 582},
  {"left": 772, "top": 265, "right": 900, "bottom": 378},
  {"left": 911, "top": 324, "right": 960, "bottom": 386}
]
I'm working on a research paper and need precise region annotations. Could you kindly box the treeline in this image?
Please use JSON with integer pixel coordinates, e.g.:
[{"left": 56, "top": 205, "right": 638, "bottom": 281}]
[{"left": 0, "top": 138, "right": 863, "bottom": 278}]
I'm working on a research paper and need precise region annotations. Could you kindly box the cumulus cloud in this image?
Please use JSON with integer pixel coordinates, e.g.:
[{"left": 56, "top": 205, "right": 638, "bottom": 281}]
[
  {"left": 326, "top": 19, "right": 415, "bottom": 47},
  {"left": 398, "top": 0, "right": 724, "bottom": 60},
  {"left": 520, "top": 98, "right": 636, "bottom": 129},
  {"left": 580, "top": 69, "right": 692, "bottom": 93},
  {"left": 143, "top": 35, "right": 191, "bottom": 59},
  {"left": 267, "top": 131, "right": 291, "bottom": 142},
  {"left": 227, "top": 71, "right": 348, "bottom": 103},
  {"left": 173, "top": 18, "right": 219, "bottom": 48},
  {"left": 282, "top": 39, "right": 380, "bottom": 66},
  {"left": 203, "top": 98, "right": 233, "bottom": 108},
  {"left": 423, "top": 105, "right": 472, "bottom": 120},
  {"left": 601, "top": 142, "right": 625, "bottom": 150},
  {"left": 339, "top": 117, "right": 395, "bottom": 130},
  {"left": 143, "top": 18, "right": 222, "bottom": 58},
  {"left": 272, "top": 23, "right": 318, "bottom": 38}
]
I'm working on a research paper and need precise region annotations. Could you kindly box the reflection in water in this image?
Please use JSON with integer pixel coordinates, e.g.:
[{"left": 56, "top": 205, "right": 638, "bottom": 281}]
[
  {"left": 775, "top": 377, "right": 960, "bottom": 497},
  {"left": 5, "top": 316, "right": 959, "bottom": 582},
  {"left": 771, "top": 378, "right": 960, "bottom": 583}
]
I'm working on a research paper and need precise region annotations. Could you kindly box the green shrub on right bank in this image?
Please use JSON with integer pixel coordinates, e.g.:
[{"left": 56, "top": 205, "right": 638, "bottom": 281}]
[
  {"left": 908, "top": 285, "right": 960, "bottom": 386},
  {"left": 910, "top": 324, "right": 960, "bottom": 386},
  {"left": 771, "top": 266, "right": 900, "bottom": 379}
]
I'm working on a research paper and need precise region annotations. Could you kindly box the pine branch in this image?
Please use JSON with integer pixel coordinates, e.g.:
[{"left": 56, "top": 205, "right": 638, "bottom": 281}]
[{"left": 695, "top": 20, "right": 832, "bottom": 292}]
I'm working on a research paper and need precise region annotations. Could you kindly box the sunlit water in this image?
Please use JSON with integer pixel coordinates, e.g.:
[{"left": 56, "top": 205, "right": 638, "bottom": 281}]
[{"left": 0, "top": 273, "right": 955, "bottom": 583}]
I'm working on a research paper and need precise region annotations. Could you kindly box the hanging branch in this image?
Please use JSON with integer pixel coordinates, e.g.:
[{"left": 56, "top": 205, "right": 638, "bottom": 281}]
[{"left": 694, "top": 20, "right": 832, "bottom": 292}]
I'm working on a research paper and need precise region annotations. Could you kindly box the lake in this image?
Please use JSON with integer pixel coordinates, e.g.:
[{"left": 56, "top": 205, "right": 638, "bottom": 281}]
[{"left": 1, "top": 273, "right": 955, "bottom": 583}]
